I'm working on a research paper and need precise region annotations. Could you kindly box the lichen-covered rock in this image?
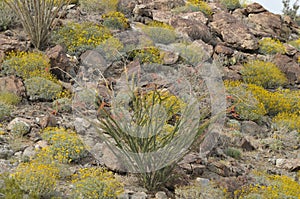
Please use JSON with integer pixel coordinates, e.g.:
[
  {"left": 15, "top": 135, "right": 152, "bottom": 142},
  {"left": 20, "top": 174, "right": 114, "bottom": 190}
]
[{"left": 25, "top": 77, "right": 62, "bottom": 101}]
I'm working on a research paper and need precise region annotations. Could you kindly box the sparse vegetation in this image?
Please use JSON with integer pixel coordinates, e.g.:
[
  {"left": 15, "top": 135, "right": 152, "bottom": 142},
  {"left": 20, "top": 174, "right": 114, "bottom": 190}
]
[
  {"left": 259, "top": 38, "right": 287, "bottom": 55},
  {"left": 141, "top": 21, "right": 177, "bottom": 44},
  {"left": 102, "top": 11, "right": 129, "bottom": 30},
  {"left": 0, "top": 1, "right": 16, "bottom": 31},
  {"left": 0, "top": 91, "right": 21, "bottom": 105},
  {"left": 79, "top": 0, "right": 118, "bottom": 13}
]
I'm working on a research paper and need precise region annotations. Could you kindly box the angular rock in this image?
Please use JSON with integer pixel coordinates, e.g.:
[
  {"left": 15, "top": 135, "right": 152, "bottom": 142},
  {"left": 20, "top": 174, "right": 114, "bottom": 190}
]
[
  {"left": 211, "top": 11, "right": 258, "bottom": 50},
  {"left": 45, "top": 45, "right": 77, "bottom": 81},
  {"left": 0, "top": 76, "right": 26, "bottom": 97},
  {"left": 80, "top": 50, "right": 107, "bottom": 72},
  {"left": 0, "top": 34, "right": 28, "bottom": 53},
  {"left": 178, "top": 11, "right": 208, "bottom": 25},
  {"left": 248, "top": 12, "right": 290, "bottom": 39},
  {"left": 272, "top": 54, "right": 300, "bottom": 84},
  {"left": 170, "top": 17, "right": 213, "bottom": 43},
  {"left": 241, "top": 121, "right": 264, "bottom": 137},
  {"left": 152, "top": 10, "right": 174, "bottom": 24},
  {"left": 162, "top": 50, "right": 179, "bottom": 65},
  {"left": 244, "top": 3, "right": 267, "bottom": 14},
  {"left": 275, "top": 158, "right": 300, "bottom": 172},
  {"left": 7, "top": 117, "right": 31, "bottom": 136},
  {"left": 215, "top": 44, "right": 234, "bottom": 56},
  {"left": 155, "top": 191, "right": 168, "bottom": 199},
  {"left": 102, "top": 144, "right": 127, "bottom": 172}
]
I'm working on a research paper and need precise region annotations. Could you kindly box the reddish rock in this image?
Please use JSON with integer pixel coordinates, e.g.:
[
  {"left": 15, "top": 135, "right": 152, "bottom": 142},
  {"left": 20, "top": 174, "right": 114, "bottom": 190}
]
[
  {"left": 215, "top": 44, "right": 234, "bottom": 56},
  {"left": 0, "top": 76, "right": 25, "bottom": 97},
  {"left": 244, "top": 3, "right": 267, "bottom": 14}
]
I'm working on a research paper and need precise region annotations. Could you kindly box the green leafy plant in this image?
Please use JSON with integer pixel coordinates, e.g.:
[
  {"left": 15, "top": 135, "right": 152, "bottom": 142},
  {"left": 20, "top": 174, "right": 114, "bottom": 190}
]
[
  {"left": 41, "top": 127, "right": 88, "bottom": 163},
  {"left": 141, "top": 21, "right": 177, "bottom": 44},
  {"left": 95, "top": 36, "right": 124, "bottom": 62},
  {"left": 0, "top": 173, "right": 25, "bottom": 198},
  {"left": 53, "top": 22, "right": 112, "bottom": 56},
  {"left": 3, "top": 0, "right": 70, "bottom": 49},
  {"left": 259, "top": 38, "right": 287, "bottom": 55},
  {"left": 102, "top": 11, "right": 129, "bottom": 30},
  {"left": 241, "top": 60, "right": 287, "bottom": 89},
  {"left": 225, "top": 147, "right": 242, "bottom": 159},
  {"left": 0, "top": 1, "right": 16, "bottom": 31},
  {"left": 71, "top": 167, "right": 123, "bottom": 198}
]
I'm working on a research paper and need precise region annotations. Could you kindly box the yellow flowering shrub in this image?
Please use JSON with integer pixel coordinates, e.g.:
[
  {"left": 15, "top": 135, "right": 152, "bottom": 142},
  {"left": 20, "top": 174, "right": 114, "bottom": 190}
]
[
  {"left": 187, "top": 0, "right": 213, "bottom": 16},
  {"left": 273, "top": 112, "right": 300, "bottom": 132},
  {"left": 1, "top": 51, "right": 55, "bottom": 81},
  {"left": 41, "top": 127, "right": 88, "bottom": 163},
  {"left": 241, "top": 60, "right": 287, "bottom": 88},
  {"left": 235, "top": 173, "right": 300, "bottom": 198},
  {"left": 248, "top": 84, "right": 300, "bottom": 116},
  {"left": 141, "top": 21, "right": 177, "bottom": 44},
  {"left": 53, "top": 22, "right": 112, "bottom": 55},
  {"left": 0, "top": 91, "right": 21, "bottom": 105},
  {"left": 12, "top": 161, "right": 59, "bottom": 197},
  {"left": 102, "top": 11, "right": 129, "bottom": 30},
  {"left": 128, "top": 46, "right": 163, "bottom": 64},
  {"left": 225, "top": 81, "right": 267, "bottom": 122},
  {"left": 71, "top": 167, "right": 123, "bottom": 198},
  {"left": 288, "top": 38, "right": 300, "bottom": 51},
  {"left": 259, "top": 37, "right": 287, "bottom": 55}
]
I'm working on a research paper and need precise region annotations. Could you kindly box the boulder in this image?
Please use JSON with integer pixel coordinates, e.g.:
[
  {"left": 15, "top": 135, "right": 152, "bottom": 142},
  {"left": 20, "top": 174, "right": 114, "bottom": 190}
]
[
  {"left": 272, "top": 54, "right": 300, "bottom": 84},
  {"left": 0, "top": 76, "right": 26, "bottom": 97},
  {"left": 211, "top": 11, "right": 258, "bottom": 50}
]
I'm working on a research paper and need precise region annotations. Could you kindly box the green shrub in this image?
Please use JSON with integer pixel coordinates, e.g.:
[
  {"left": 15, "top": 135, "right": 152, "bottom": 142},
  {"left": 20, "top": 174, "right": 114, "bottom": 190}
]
[
  {"left": 25, "top": 77, "right": 62, "bottom": 101},
  {"left": 0, "top": 91, "right": 21, "bottom": 105},
  {"left": 171, "top": 42, "right": 206, "bottom": 66},
  {"left": 52, "top": 98, "right": 72, "bottom": 113},
  {"left": 0, "top": 102, "right": 11, "bottom": 121},
  {"left": 220, "top": 0, "right": 241, "bottom": 10},
  {"left": 0, "top": 1, "right": 16, "bottom": 31},
  {"left": 1, "top": 51, "right": 55, "bottom": 81},
  {"left": 225, "top": 81, "right": 267, "bottom": 122},
  {"left": 172, "top": 3, "right": 203, "bottom": 14},
  {"left": 95, "top": 37, "right": 124, "bottom": 62},
  {"left": 0, "top": 173, "right": 25, "bottom": 198},
  {"left": 41, "top": 127, "right": 88, "bottom": 163},
  {"left": 53, "top": 22, "right": 112, "bottom": 56},
  {"left": 102, "top": 11, "right": 129, "bottom": 30},
  {"left": 10, "top": 122, "right": 30, "bottom": 138},
  {"left": 241, "top": 60, "right": 287, "bottom": 88},
  {"left": 12, "top": 161, "right": 59, "bottom": 197},
  {"left": 234, "top": 172, "right": 300, "bottom": 198},
  {"left": 259, "top": 38, "right": 287, "bottom": 55},
  {"left": 141, "top": 21, "right": 177, "bottom": 44},
  {"left": 79, "top": 0, "right": 118, "bottom": 13},
  {"left": 225, "top": 147, "right": 242, "bottom": 159},
  {"left": 71, "top": 167, "right": 123, "bottom": 198},
  {"left": 127, "top": 46, "right": 163, "bottom": 64},
  {"left": 273, "top": 112, "right": 300, "bottom": 132},
  {"left": 3, "top": 0, "right": 69, "bottom": 49}
]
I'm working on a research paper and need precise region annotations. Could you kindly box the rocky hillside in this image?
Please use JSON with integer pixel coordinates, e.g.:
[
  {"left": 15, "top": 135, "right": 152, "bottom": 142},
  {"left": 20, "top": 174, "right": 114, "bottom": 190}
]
[{"left": 0, "top": 0, "right": 299, "bottom": 198}]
